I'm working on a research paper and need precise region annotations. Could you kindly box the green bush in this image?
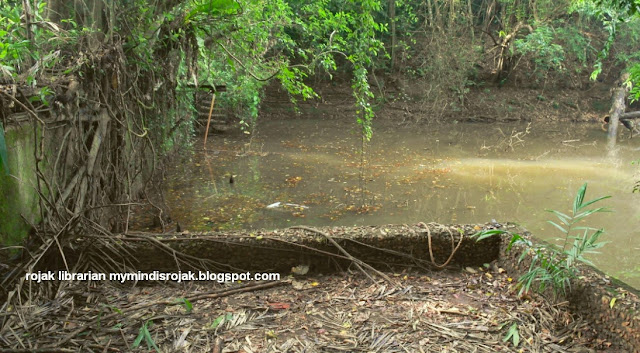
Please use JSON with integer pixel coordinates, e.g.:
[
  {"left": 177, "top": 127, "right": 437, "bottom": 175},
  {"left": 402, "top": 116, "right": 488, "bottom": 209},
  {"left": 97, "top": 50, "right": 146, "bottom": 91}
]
[
  {"left": 474, "top": 183, "right": 610, "bottom": 297},
  {"left": 515, "top": 25, "right": 565, "bottom": 75}
]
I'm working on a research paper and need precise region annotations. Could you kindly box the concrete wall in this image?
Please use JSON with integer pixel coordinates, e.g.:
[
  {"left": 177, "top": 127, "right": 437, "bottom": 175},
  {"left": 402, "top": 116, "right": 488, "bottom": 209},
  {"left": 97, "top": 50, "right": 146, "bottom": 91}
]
[{"left": 0, "top": 123, "right": 40, "bottom": 246}]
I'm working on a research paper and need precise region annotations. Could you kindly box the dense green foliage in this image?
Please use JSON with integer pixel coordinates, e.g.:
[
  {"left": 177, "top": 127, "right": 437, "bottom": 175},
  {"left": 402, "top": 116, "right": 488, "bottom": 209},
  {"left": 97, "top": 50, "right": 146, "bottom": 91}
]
[
  {"left": 575, "top": 0, "right": 640, "bottom": 94},
  {"left": 3, "top": 0, "right": 640, "bottom": 139},
  {"left": 190, "top": 0, "right": 385, "bottom": 138}
]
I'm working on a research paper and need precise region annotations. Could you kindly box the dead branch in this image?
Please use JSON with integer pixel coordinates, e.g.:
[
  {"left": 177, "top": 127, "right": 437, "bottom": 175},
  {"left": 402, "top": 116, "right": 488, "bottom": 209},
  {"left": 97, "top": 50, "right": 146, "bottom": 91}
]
[
  {"left": 289, "top": 225, "right": 394, "bottom": 284},
  {"left": 418, "top": 222, "right": 464, "bottom": 269}
]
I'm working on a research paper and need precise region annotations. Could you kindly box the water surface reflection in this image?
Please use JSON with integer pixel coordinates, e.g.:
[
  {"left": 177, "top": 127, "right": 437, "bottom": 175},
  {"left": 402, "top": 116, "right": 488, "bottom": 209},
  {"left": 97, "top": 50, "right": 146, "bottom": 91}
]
[{"left": 163, "top": 119, "right": 640, "bottom": 288}]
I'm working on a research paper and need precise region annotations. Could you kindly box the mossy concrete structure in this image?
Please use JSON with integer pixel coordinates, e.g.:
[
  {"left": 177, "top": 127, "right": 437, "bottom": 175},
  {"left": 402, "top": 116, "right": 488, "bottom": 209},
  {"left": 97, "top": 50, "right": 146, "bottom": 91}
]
[{"left": 0, "top": 123, "right": 40, "bottom": 246}]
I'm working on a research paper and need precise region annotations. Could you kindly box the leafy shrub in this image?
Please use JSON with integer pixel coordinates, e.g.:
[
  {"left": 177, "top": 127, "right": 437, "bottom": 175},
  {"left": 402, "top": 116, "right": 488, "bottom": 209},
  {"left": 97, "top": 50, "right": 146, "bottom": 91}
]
[
  {"left": 474, "top": 183, "right": 610, "bottom": 297},
  {"left": 515, "top": 25, "right": 565, "bottom": 75}
]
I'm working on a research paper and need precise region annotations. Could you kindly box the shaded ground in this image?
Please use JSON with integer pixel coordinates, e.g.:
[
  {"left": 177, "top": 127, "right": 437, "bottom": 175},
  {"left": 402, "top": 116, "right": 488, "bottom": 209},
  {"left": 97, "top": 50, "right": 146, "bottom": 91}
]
[{"left": 2, "top": 268, "right": 605, "bottom": 352}]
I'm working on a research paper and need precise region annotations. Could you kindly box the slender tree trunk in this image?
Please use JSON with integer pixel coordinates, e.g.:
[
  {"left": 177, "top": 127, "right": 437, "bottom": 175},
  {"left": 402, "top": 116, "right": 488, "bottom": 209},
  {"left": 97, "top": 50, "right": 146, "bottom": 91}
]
[
  {"left": 47, "top": 0, "right": 68, "bottom": 23},
  {"left": 484, "top": 0, "right": 496, "bottom": 34},
  {"left": 531, "top": 0, "right": 539, "bottom": 22},
  {"left": 22, "top": 0, "right": 33, "bottom": 68},
  {"left": 88, "top": 0, "right": 105, "bottom": 49},
  {"left": 389, "top": 0, "right": 396, "bottom": 70},
  {"left": 448, "top": 0, "right": 456, "bottom": 30},
  {"left": 607, "top": 73, "right": 630, "bottom": 151},
  {"left": 467, "top": 0, "right": 474, "bottom": 38},
  {"left": 434, "top": 0, "right": 442, "bottom": 32},
  {"left": 425, "top": 0, "right": 435, "bottom": 30}
]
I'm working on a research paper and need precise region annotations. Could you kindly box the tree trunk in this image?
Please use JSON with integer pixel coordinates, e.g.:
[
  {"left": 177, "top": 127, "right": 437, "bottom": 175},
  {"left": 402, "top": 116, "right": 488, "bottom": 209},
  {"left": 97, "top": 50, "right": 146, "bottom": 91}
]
[
  {"left": 620, "top": 111, "right": 640, "bottom": 119},
  {"left": 47, "top": 0, "right": 69, "bottom": 23},
  {"left": 607, "top": 73, "right": 630, "bottom": 150},
  {"left": 448, "top": 0, "right": 456, "bottom": 30},
  {"left": 425, "top": 0, "right": 434, "bottom": 29},
  {"left": 389, "top": 0, "right": 396, "bottom": 70}
]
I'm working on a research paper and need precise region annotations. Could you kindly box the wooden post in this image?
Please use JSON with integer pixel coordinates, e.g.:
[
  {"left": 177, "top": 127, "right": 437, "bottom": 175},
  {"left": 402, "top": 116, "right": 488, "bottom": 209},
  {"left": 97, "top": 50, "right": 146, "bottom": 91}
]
[{"left": 203, "top": 92, "right": 216, "bottom": 149}]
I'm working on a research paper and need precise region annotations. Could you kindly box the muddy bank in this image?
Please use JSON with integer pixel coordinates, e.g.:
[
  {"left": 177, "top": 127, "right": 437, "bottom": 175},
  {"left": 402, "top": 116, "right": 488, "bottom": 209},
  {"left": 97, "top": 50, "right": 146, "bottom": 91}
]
[{"left": 259, "top": 78, "right": 613, "bottom": 125}]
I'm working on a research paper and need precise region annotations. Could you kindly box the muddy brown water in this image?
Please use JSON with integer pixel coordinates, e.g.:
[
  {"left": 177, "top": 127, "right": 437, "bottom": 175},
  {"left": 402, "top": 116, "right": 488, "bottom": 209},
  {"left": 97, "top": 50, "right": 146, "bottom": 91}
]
[{"left": 158, "top": 119, "right": 640, "bottom": 288}]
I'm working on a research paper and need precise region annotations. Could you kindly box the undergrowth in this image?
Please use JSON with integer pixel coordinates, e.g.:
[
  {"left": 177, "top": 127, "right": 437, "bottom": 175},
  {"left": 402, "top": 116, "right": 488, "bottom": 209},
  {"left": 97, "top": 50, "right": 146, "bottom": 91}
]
[{"left": 474, "top": 183, "right": 610, "bottom": 297}]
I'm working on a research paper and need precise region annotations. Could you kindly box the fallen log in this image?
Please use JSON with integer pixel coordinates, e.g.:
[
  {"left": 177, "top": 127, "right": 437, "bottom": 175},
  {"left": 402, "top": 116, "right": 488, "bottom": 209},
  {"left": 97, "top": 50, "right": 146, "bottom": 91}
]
[{"left": 621, "top": 110, "right": 640, "bottom": 119}]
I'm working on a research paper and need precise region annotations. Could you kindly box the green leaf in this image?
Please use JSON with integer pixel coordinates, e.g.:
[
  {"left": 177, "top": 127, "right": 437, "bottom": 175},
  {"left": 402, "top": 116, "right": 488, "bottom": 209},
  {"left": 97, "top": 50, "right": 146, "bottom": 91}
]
[
  {"left": 210, "top": 313, "right": 233, "bottom": 328},
  {"left": 502, "top": 322, "right": 520, "bottom": 347},
  {"left": 573, "top": 183, "right": 587, "bottom": 214},
  {"left": 186, "top": 0, "right": 240, "bottom": 22},
  {"left": 578, "top": 257, "right": 595, "bottom": 266},
  {"left": 472, "top": 229, "right": 507, "bottom": 242},
  {"left": 175, "top": 298, "right": 193, "bottom": 313},
  {"left": 133, "top": 320, "right": 159, "bottom": 350},
  {"left": 574, "top": 207, "right": 610, "bottom": 221},
  {"left": 210, "top": 315, "right": 225, "bottom": 328},
  {"left": 132, "top": 327, "right": 145, "bottom": 347},
  {"left": 577, "top": 195, "right": 612, "bottom": 210},
  {"left": 107, "top": 305, "right": 122, "bottom": 315},
  {"left": 547, "top": 220, "right": 566, "bottom": 234},
  {"left": 143, "top": 326, "right": 159, "bottom": 350},
  {"left": 226, "top": 56, "right": 236, "bottom": 72},
  {"left": 547, "top": 209, "right": 570, "bottom": 225},
  {"left": 506, "top": 233, "right": 529, "bottom": 252}
]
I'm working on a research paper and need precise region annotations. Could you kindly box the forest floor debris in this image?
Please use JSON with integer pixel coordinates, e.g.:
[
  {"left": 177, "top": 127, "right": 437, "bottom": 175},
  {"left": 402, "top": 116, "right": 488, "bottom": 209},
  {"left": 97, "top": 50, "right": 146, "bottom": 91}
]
[{"left": 0, "top": 267, "right": 606, "bottom": 352}]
